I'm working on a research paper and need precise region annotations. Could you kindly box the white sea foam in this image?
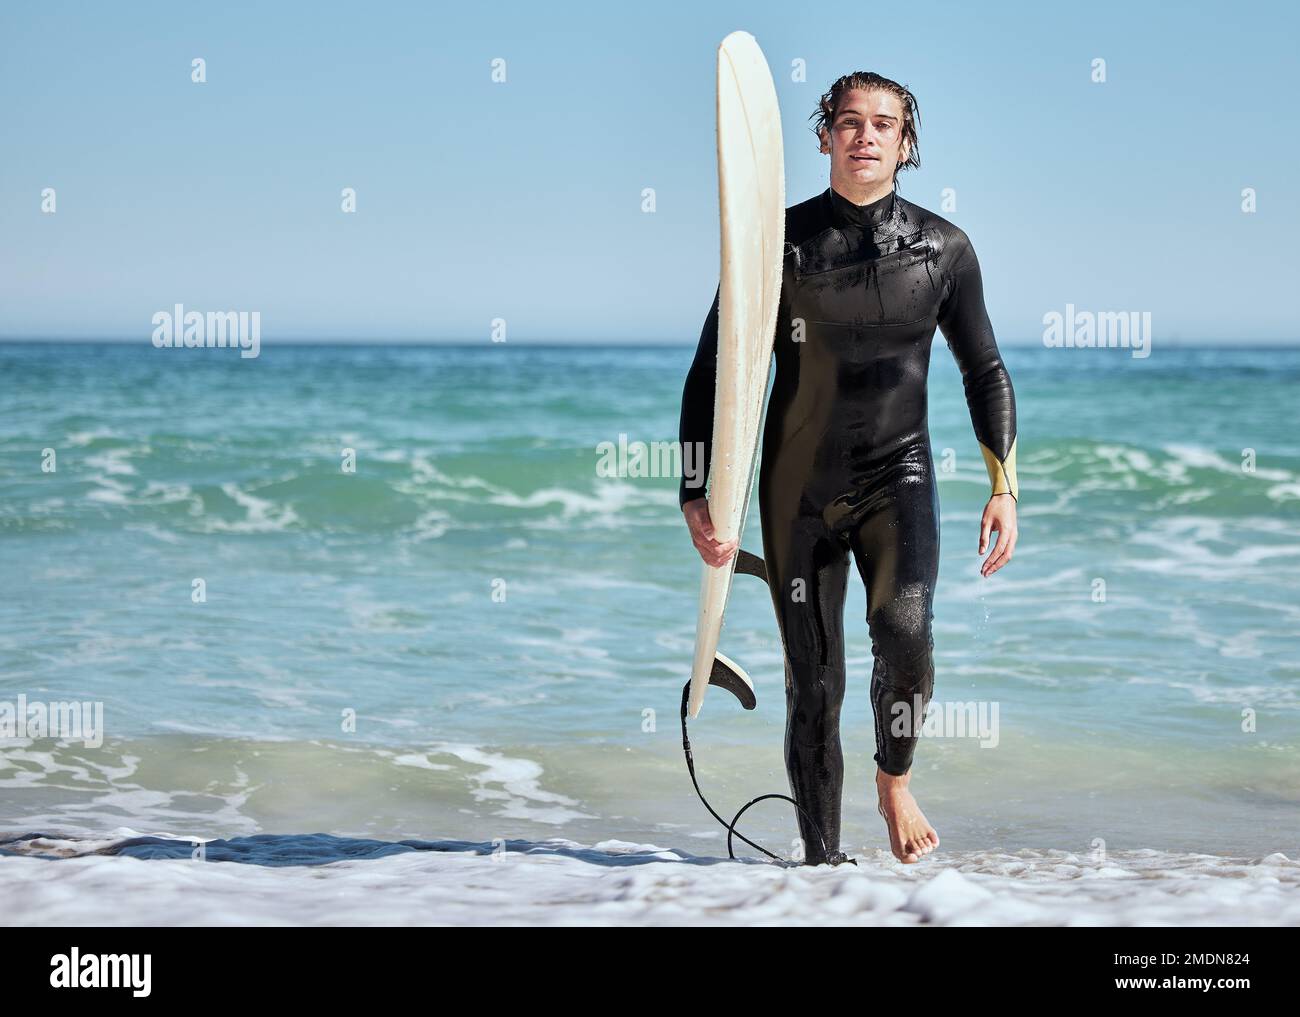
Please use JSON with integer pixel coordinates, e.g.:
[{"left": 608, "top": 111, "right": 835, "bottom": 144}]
[
  {"left": 1163, "top": 443, "right": 1293, "bottom": 482},
  {"left": 84, "top": 447, "right": 141, "bottom": 476},
  {"left": 207, "top": 483, "right": 300, "bottom": 533},
  {"left": 65, "top": 428, "right": 122, "bottom": 448},
  {"left": 489, "top": 481, "right": 658, "bottom": 517},
  {"left": 407, "top": 509, "right": 451, "bottom": 541},
  {"left": 387, "top": 743, "right": 595, "bottom": 826},
  {"left": 409, "top": 454, "right": 504, "bottom": 492},
  {"left": 85, "top": 475, "right": 133, "bottom": 504},
  {"left": 2, "top": 832, "right": 1296, "bottom": 926},
  {"left": 123, "top": 522, "right": 187, "bottom": 544}
]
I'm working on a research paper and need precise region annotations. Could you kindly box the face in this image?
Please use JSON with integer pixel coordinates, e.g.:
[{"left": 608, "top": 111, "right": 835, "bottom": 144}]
[{"left": 819, "top": 88, "right": 910, "bottom": 194}]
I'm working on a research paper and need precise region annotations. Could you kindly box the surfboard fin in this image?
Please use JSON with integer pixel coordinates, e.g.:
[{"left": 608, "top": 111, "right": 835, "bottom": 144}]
[
  {"left": 703, "top": 550, "right": 766, "bottom": 711},
  {"left": 709, "top": 650, "right": 757, "bottom": 710},
  {"left": 734, "top": 548, "right": 768, "bottom": 584}
]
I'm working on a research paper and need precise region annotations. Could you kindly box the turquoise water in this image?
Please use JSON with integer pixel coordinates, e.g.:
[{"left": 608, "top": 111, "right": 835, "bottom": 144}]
[{"left": 1, "top": 342, "right": 1298, "bottom": 859}]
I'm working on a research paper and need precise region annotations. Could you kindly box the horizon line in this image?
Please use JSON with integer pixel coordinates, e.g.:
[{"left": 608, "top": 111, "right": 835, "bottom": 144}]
[{"left": 2, "top": 337, "right": 1297, "bottom": 349}]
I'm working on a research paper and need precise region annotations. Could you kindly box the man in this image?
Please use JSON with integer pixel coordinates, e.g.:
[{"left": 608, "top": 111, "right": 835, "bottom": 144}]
[{"left": 680, "top": 71, "right": 1019, "bottom": 865}]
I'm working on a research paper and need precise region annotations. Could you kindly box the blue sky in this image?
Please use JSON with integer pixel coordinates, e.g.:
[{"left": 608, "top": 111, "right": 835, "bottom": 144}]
[{"left": 1, "top": 0, "right": 1296, "bottom": 343}]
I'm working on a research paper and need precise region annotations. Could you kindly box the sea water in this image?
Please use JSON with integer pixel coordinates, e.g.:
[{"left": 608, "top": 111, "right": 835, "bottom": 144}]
[{"left": 1, "top": 341, "right": 1298, "bottom": 924}]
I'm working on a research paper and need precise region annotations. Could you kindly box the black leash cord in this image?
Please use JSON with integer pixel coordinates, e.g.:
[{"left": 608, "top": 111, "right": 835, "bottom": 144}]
[{"left": 679, "top": 682, "right": 829, "bottom": 863}]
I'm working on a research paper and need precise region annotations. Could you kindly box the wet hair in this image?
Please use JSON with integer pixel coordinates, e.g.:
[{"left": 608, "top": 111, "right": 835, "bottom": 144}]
[{"left": 810, "top": 72, "right": 921, "bottom": 179}]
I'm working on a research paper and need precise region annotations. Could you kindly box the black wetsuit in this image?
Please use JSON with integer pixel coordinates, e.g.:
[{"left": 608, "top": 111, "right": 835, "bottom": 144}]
[{"left": 679, "top": 185, "right": 1018, "bottom": 863}]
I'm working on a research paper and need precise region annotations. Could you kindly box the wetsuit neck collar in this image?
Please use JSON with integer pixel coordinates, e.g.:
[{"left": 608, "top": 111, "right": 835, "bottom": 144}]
[{"left": 825, "top": 184, "right": 897, "bottom": 229}]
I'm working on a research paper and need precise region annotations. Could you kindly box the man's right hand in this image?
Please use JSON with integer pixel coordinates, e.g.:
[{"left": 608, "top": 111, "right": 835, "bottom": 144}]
[{"left": 682, "top": 497, "right": 738, "bottom": 568}]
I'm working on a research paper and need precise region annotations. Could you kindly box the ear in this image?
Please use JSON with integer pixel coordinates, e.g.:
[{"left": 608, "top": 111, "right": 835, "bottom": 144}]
[
  {"left": 899, "top": 138, "right": 912, "bottom": 164},
  {"left": 817, "top": 126, "right": 830, "bottom": 154}
]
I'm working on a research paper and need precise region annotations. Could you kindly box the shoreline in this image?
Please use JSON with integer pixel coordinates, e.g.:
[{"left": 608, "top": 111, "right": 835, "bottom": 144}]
[{"left": 4, "top": 830, "right": 1297, "bottom": 926}]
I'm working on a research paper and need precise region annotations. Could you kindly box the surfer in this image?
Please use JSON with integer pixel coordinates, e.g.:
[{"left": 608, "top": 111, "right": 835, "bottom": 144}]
[{"left": 680, "top": 72, "right": 1019, "bottom": 865}]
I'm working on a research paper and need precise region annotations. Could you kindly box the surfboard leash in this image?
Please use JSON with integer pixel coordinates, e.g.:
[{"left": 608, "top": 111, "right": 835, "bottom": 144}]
[{"left": 679, "top": 681, "right": 832, "bottom": 864}]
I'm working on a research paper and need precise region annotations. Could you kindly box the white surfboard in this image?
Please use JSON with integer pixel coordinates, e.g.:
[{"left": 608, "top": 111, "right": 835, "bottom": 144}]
[{"left": 687, "top": 31, "right": 785, "bottom": 719}]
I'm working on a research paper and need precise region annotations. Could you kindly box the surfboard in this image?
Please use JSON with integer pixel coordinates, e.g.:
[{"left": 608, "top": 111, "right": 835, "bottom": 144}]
[{"left": 687, "top": 31, "right": 785, "bottom": 719}]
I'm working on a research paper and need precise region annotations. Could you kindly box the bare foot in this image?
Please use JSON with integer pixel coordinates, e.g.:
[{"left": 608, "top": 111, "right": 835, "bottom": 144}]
[{"left": 875, "top": 769, "right": 939, "bottom": 863}]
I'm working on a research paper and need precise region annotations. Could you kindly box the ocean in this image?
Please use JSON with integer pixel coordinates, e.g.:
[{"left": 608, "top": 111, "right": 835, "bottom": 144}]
[{"left": 2, "top": 340, "right": 1298, "bottom": 925}]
